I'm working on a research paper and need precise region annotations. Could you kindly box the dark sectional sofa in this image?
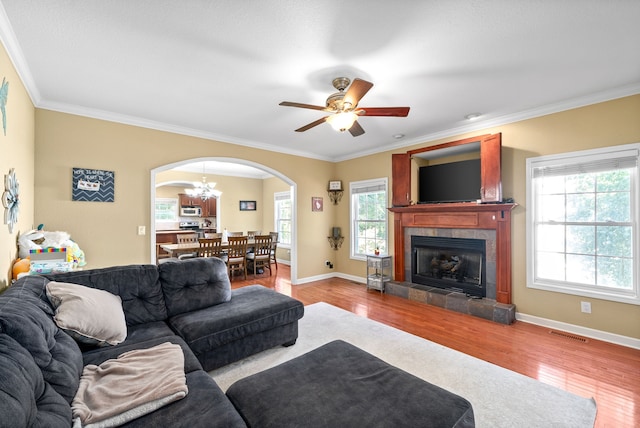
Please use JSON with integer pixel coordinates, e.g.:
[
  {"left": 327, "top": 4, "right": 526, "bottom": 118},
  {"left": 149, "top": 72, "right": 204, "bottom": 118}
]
[{"left": 0, "top": 257, "right": 304, "bottom": 427}]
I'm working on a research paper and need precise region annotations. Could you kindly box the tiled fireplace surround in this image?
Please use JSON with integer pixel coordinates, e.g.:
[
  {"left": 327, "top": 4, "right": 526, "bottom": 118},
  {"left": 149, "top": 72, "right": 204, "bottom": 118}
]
[{"left": 388, "top": 203, "right": 517, "bottom": 324}]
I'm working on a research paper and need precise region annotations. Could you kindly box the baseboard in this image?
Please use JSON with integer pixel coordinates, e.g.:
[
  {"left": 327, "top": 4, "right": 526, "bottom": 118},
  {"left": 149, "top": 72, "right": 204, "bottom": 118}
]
[
  {"left": 516, "top": 312, "right": 640, "bottom": 350},
  {"left": 295, "top": 272, "right": 364, "bottom": 285}
]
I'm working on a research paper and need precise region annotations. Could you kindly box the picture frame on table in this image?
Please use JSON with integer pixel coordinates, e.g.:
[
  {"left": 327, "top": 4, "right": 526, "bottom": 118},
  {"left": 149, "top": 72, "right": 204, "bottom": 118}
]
[
  {"left": 239, "top": 200, "right": 256, "bottom": 211},
  {"left": 312, "top": 196, "right": 323, "bottom": 212}
]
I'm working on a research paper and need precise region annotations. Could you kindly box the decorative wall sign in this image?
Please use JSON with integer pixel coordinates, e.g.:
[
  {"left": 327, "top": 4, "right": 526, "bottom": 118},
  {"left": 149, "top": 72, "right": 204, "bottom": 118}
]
[
  {"left": 2, "top": 168, "right": 19, "bottom": 233},
  {"left": 312, "top": 196, "right": 323, "bottom": 212},
  {"left": 239, "top": 200, "right": 256, "bottom": 211},
  {"left": 0, "top": 76, "right": 8, "bottom": 136},
  {"left": 72, "top": 167, "right": 115, "bottom": 202}
]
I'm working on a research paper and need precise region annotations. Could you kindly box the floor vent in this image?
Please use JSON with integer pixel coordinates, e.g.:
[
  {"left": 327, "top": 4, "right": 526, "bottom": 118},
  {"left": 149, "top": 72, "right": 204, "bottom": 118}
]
[{"left": 549, "top": 330, "right": 588, "bottom": 343}]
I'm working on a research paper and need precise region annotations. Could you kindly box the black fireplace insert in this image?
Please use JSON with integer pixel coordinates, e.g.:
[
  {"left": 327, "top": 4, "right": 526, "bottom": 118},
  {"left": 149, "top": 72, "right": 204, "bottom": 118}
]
[{"left": 411, "top": 235, "right": 486, "bottom": 298}]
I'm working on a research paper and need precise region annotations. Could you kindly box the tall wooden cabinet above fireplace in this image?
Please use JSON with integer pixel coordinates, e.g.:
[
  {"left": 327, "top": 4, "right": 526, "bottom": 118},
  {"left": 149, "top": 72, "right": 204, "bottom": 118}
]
[{"left": 392, "top": 133, "right": 502, "bottom": 207}]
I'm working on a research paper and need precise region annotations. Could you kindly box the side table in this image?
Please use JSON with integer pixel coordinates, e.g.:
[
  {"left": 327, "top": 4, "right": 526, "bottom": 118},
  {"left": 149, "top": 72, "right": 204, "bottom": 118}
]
[{"left": 366, "top": 254, "right": 392, "bottom": 293}]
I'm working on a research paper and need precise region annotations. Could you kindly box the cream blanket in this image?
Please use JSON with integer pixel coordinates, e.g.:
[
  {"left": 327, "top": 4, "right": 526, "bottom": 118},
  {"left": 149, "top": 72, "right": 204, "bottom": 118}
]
[{"left": 72, "top": 342, "right": 188, "bottom": 428}]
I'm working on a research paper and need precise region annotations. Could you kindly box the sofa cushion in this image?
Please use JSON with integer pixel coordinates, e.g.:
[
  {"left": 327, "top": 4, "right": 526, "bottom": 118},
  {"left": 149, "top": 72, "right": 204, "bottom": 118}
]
[
  {"left": 119, "top": 370, "right": 247, "bottom": 428},
  {"left": 0, "top": 286, "right": 83, "bottom": 404},
  {"left": 0, "top": 333, "right": 71, "bottom": 427},
  {"left": 158, "top": 257, "right": 231, "bottom": 317},
  {"left": 124, "top": 320, "right": 176, "bottom": 344},
  {"left": 46, "top": 281, "right": 127, "bottom": 346},
  {"left": 82, "top": 335, "right": 204, "bottom": 374},
  {"left": 167, "top": 285, "right": 303, "bottom": 356},
  {"left": 45, "top": 264, "right": 168, "bottom": 326}
]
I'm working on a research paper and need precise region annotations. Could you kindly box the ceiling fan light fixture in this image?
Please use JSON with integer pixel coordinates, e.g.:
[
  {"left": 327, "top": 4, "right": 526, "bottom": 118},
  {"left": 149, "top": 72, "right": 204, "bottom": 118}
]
[{"left": 328, "top": 111, "right": 357, "bottom": 132}]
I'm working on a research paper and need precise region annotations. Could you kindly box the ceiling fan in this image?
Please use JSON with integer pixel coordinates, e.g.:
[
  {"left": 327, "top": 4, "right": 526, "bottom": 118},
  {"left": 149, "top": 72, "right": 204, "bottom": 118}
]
[{"left": 279, "top": 77, "right": 410, "bottom": 137}]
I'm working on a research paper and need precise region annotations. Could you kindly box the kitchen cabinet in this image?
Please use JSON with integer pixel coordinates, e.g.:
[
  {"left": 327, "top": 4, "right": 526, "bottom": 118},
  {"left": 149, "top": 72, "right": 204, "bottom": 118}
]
[
  {"left": 179, "top": 193, "right": 202, "bottom": 207},
  {"left": 202, "top": 197, "right": 217, "bottom": 217}
]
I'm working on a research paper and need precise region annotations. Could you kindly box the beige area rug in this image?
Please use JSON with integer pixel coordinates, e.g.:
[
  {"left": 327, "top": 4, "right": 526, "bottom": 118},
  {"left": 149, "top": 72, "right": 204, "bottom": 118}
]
[{"left": 209, "top": 302, "right": 597, "bottom": 428}]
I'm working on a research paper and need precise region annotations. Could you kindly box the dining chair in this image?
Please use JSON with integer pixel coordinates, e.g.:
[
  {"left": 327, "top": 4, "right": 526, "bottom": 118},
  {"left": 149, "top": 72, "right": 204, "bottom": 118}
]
[
  {"left": 225, "top": 236, "right": 248, "bottom": 280},
  {"left": 268, "top": 231, "right": 278, "bottom": 271},
  {"left": 204, "top": 232, "right": 223, "bottom": 239},
  {"left": 197, "top": 237, "right": 223, "bottom": 259},
  {"left": 246, "top": 235, "right": 272, "bottom": 277},
  {"left": 247, "top": 230, "right": 261, "bottom": 239},
  {"left": 177, "top": 233, "right": 199, "bottom": 260},
  {"left": 178, "top": 233, "right": 199, "bottom": 244}
]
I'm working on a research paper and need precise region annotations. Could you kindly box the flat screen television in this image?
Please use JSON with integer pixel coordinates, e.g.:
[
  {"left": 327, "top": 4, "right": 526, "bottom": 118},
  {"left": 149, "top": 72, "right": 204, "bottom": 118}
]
[{"left": 418, "top": 158, "right": 481, "bottom": 203}]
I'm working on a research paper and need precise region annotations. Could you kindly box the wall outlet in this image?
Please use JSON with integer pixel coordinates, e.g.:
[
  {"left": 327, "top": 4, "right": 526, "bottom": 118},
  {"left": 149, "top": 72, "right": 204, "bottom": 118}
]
[
  {"left": 580, "top": 301, "right": 591, "bottom": 314},
  {"left": 137, "top": 225, "right": 146, "bottom": 235}
]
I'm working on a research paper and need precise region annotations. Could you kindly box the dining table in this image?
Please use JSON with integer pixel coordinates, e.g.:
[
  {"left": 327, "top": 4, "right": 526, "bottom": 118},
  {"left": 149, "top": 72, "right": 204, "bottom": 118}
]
[{"left": 160, "top": 238, "right": 256, "bottom": 258}]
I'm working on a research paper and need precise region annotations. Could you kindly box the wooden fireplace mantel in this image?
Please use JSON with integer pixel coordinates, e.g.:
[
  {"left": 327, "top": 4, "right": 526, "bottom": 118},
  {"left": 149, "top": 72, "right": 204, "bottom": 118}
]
[{"left": 389, "top": 202, "right": 516, "bottom": 304}]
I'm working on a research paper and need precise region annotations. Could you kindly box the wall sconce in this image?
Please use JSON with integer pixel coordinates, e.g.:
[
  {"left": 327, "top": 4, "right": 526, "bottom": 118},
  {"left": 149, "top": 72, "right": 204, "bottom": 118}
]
[
  {"left": 327, "top": 227, "right": 344, "bottom": 250},
  {"left": 327, "top": 180, "right": 344, "bottom": 205}
]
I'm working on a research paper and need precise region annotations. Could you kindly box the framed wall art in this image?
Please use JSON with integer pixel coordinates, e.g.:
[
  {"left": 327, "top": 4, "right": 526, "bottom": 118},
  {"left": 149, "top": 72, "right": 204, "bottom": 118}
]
[
  {"left": 312, "top": 196, "right": 323, "bottom": 212},
  {"left": 72, "top": 167, "right": 115, "bottom": 202},
  {"left": 239, "top": 200, "right": 256, "bottom": 211}
]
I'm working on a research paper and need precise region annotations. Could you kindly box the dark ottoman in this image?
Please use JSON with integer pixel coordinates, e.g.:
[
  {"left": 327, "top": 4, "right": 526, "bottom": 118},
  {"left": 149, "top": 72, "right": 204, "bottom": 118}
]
[{"left": 226, "top": 340, "right": 475, "bottom": 428}]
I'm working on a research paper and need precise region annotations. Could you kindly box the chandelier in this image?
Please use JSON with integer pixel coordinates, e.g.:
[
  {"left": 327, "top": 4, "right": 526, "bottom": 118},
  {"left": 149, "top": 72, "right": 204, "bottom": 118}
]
[
  {"left": 185, "top": 163, "right": 218, "bottom": 201},
  {"left": 185, "top": 177, "right": 216, "bottom": 201}
]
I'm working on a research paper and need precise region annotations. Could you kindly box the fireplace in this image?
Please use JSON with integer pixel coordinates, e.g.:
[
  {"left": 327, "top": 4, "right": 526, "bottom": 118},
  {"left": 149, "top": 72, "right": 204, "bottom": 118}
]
[
  {"left": 389, "top": 202, "right": 516, "bottom": 305},
  {"left": 411, "top": 236, "right": 486, "bottom": 298}
]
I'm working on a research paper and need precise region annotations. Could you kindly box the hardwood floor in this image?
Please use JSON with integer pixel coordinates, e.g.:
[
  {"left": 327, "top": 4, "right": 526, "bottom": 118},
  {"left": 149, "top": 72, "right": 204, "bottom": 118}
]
[{"left": 233, "top": 265, "right": 640, "bottom": 428}]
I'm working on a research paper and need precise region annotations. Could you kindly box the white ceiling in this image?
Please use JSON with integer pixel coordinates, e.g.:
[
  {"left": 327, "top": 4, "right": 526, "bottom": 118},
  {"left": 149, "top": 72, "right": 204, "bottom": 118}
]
[{"left": 1, "top": 1, "right": 639, "bottom": 162}]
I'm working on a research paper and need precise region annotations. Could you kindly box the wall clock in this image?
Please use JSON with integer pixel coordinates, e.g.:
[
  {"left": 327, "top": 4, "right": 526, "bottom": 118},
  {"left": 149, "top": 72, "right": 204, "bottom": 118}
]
[{"left": 2, "top": 168, "right": 19, "bottom": 233}]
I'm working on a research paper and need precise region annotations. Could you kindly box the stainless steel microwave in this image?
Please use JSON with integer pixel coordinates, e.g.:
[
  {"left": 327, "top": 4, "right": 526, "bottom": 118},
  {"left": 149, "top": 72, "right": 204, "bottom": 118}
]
[{"left": 180, "top": 206, "right": 202, "bottom": 216}]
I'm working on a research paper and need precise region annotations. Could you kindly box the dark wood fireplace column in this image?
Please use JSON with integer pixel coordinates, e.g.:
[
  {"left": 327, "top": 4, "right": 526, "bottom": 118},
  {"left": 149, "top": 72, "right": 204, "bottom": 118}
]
[{"left": 389, "top": 203, "right": 516, "bottom": 304}]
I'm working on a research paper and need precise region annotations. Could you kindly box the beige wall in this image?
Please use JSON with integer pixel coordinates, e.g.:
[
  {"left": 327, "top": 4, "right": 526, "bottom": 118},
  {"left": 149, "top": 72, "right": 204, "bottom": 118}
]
[
  {"left": 0, "top": 44, "right": 35, "bottom": 290},
  {"left": 33, "top": 109, "right": 336, "bottom": 280},
  {"left": 337, "top": 95, "right": 640, "bottom": 339}
]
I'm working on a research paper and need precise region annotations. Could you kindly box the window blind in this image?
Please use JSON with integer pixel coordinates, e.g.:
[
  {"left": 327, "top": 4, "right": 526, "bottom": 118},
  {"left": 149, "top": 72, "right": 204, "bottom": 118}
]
[{"left": 532, "top": 149, "right": 638, "bottom": 178}]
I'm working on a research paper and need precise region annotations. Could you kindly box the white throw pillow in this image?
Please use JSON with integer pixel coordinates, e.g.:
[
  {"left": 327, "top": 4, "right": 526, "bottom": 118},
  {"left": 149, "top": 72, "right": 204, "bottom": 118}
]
[{"left": 46, "top": 281, "right": 127, "bottom": 346}]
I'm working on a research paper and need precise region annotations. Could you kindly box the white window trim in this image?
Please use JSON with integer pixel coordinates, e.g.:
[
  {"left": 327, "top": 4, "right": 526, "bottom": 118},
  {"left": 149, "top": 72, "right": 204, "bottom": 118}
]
[
  {"left": 526, "top": 143, "right": 640, "bottom": 305},
  {"left": 349, "top": 177, "right": 388, "bottom": 261},
  {"left": 274, "top": 191, "right": 291, "bottom": 249}
]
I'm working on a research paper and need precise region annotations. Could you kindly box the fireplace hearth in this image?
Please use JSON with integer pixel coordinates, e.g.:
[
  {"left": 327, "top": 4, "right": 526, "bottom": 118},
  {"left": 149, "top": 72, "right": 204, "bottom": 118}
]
[{"left": 411, "top": 236, "right": 486, "bottom": 298}]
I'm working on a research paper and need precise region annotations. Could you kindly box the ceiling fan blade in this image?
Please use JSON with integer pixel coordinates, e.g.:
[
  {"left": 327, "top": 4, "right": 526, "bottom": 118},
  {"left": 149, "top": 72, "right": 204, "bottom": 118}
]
[
  {"left": 349, "top": 120, "right": 365, "bottom": 137},
  {"left": 356, "top": 107, "right": 410, "bottom": 117},
  {"left": 343, "top": 79, "right": 373, "bottom": 107},
  {"left": 280, "top": 101, "right": 329, "bottom": 111},
  {"left": 295, "top": 116, "right": 329, "bottom": 132}
]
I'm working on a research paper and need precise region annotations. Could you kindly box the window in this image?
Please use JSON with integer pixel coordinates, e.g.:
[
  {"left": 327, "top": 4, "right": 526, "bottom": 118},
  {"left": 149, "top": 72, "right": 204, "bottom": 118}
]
[
  {"left": 526, "top": 143, "right": 640, "bottom": 305},
  {"left": 155, "top": 198, "right": 178, "bottom": 222},
  {"left": 350, "top": 178, "right": 388, "bottom": 259},
  {"left": 274, "top": 191, "right": 292, "bottom": 247}
]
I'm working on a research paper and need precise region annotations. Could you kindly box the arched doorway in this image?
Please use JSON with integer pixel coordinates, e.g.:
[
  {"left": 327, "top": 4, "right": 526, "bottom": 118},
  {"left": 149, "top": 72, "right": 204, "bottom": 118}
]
[{"left": 150, "top": 157, "right": 298, "bottom": 284}]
